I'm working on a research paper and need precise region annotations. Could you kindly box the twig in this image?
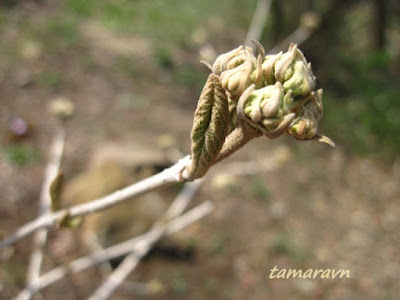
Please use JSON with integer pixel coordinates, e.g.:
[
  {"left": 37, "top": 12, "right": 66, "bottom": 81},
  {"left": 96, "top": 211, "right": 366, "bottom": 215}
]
[
  {"left": 244, "top": 0, "right": 273, "bottom": 51},
  {"left": 87, "top": 228, "right": 163, "bottom": 300},
  {"left": 164, "top": 179, "right": 204, "bottom": 220},
  {"left": 1, "top": 147, "right": 284, "bottom": 251},
  {"left": 19, "top": 128, "right": 66, "bottom": 300},
  {"left": 268, "top": 26, "right": 311, "bottom": 54},
  {"left": 88, "top": 180, "right": 205, "bottom": 300},
  {"left": 14, "top": 201, "right": 213, "bottom": 297},
  {"left": 268, "top": 10, "right": 322, "bottom": 55},
  {"left": 0, "top": 156, "right": 192, "bottom": 249},
  {"left": 214, "top": 122, "right": 263, "bottom": 164}
]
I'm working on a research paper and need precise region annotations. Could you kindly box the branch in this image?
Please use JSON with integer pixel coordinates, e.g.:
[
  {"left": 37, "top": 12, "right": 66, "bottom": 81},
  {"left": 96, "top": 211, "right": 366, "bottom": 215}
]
[
  {"left": 164, "top": 179, "right": 204, "bottom": 220},
  {"left": 244, "top": 0, "right": 273, "bottom": 51},
  {"left": 14, "top": 201, "right": 213, "bottom": 297},
  {"left": 88, "top": 179, "right": 204, "bottom": 300},
  {"left": 268, "top": 12, "right": 321, "bottom": 54},
  {"left": 87, "top": 228, "right": 163, "bottom": 300},
  {"left": 0, "top": 156, "right": 192, "bottom": 249},
  {"left": 14, "top": 148, "right": 282, "bottom": 300},
  {"left": 214, "top": 121, "right": 263, "bottom": 164},
  {"left": 268, "top": 26, "right": 311, "bottom": 54},
  {"left": 21, "top": 128, "right": 66, "bottom": 300}
]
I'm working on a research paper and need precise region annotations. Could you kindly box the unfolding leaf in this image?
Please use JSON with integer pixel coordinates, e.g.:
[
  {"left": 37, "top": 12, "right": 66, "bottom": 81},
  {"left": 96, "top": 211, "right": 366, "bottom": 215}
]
[
  {"left": 50, "top": 173, "right": 64, "bottom": 211},
  {"left": 188, "top": 74, "right": 229, "bottom": 179},
  {"left": 58, "top": 211, "right": 82, "bottom": 229}
]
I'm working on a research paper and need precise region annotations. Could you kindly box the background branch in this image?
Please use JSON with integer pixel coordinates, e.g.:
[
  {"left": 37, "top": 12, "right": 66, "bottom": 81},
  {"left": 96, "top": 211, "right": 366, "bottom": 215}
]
[
  {"left": 14, "top": 201, "right": 213, "bottom": 298},
  {"left": 88, "top": 180, "right": 205, "bottom": 300},
  {"left": 20, "top": 128, "right": 66, "bottom": 300},
  {"left": 268, "top": 11, "right": 321, "bottom": 54},
  {"left": 244, "top": 0, "right": 273, "bottom": 51},
  {"left": 268, "top": 26, "right": 311, "bottom": 54},
  {"left": 0, "top": 156, "right": 192, "bottom": 249}
]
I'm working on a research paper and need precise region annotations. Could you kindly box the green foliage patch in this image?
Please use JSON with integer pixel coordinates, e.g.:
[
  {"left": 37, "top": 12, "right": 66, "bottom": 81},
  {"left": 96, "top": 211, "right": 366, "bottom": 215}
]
[
  {"left": 323, "top": 50, "right": 400, "bottom": 155},
  {"left": 4, "top": 144, "right": 40, "bottom": 167}
]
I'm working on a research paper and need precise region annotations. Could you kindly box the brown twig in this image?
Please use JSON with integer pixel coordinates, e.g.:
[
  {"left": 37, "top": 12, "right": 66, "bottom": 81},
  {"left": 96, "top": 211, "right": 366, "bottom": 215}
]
[{"left": 214, "top": 121, "right": 263, "bottom": 164}]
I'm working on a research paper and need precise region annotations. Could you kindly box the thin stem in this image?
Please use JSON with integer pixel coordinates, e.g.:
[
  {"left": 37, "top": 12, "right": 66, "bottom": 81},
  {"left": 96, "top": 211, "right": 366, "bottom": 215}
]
[
  {"left": 164, "top": 179, "right": 204, "bottom": 220},
  {"left": 244, "top": 0, "right": 273, "bottom": 50},
  {"left": 214, "top": 122, "right": 262, "bottom": 164},
  {"left": 21, "top": 128, "right": 66, "bottom": 300},
  {"left": 87, "top": 228, "right": 163, "bottom": 300},
  {"left": 0, "top": 156, "right": 191, "bottom": 249},
  {"left": 268, "top": 23, "right": 314, "bottom": 54}
]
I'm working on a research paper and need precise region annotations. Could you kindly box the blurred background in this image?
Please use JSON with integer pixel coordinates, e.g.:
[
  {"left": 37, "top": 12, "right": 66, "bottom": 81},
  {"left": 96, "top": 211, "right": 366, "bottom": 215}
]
[{"left": 0, "top": 0, "right": 399, "bottom": 299}]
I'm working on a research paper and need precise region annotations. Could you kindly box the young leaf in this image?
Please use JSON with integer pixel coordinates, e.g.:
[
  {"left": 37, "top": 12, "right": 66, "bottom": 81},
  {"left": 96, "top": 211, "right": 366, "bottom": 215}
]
[
  {"left": 50, "top": 173, "right": 64, "bottom": 211},
  {"left": 58, "top": 211, "right": 82, "bottom": 229},
  {"left": 188, "top": 74, "right": 229, "bottom": 179}
]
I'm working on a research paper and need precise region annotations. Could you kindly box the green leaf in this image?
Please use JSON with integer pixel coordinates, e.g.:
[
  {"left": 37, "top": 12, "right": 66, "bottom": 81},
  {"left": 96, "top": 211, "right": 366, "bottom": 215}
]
[
  {"left": 188, "top": 74, "right": 229, "bottom": 179},
  {"left": 58, "top": 211, "right": 82, "bottom": 229},
  {"left": 50, "top": 173, "right": 64, "bottom": 211}
]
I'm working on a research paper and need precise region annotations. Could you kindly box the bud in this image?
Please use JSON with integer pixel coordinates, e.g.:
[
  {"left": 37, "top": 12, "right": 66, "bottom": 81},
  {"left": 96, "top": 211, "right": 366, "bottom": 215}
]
[
  {"left": 237, "top": 83, "right": 296, "bottom": 139},
  {"left": 209, "top": 42, "right": 333, "bottom": 147},
  {"left": 274, "top": 44, "right": 316, "bottom": 97},
  {"left": 288, "top": 107, "right": 318, "bottom": 140},
  {"left": 262, "top": 52, "right": 282, "bottom": 85},
  {"left": 287, "top": 89, "right": 323, "bottom": 140},
  {"left": 212, "top": 45, "right": 244, "bottom": 75},
  {"left": 49, "top": 97, "right": 75, "bottom": 122},
  {"left": 219, "top": 49, "right": 256, "bottom": 101},
  {"left": 249, "top": 40, "right": 266, "bottom": 89},
  {"left": 211, "top": 45, "right": 261, "bottom": 101}
]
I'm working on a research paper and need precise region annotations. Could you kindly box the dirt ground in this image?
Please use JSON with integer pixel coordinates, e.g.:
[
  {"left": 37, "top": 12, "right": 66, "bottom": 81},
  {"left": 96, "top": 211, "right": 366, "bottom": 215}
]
[{"left": 1, "top": 2, "right": 400, "bottom": 300}]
